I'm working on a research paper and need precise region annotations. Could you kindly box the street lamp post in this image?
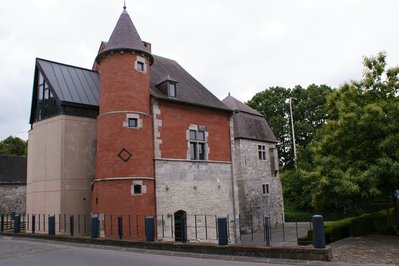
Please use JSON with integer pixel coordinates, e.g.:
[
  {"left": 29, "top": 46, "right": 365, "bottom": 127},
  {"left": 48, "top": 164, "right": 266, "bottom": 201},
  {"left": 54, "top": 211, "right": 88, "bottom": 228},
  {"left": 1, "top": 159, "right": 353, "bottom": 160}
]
[{"left": 289, "top": 98, "right": 297, "bottom": 169}]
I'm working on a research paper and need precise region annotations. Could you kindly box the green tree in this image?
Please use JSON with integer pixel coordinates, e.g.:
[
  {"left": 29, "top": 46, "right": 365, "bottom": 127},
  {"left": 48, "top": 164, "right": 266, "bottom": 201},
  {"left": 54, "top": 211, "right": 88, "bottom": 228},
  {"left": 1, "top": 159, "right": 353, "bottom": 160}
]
[
  {"left": 247, "top": 84, "right": 333, "bottom": 169},
  {"left": 308, "top": 52, "right": 399, "bottom": 222},
  {"left": 0, "top": 136, "right": 28, "bottom": 156}
]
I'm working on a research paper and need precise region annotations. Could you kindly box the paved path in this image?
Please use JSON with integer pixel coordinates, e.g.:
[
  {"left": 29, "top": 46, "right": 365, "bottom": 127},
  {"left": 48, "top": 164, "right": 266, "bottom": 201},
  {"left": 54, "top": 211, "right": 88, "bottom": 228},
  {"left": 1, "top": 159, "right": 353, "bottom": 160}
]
[{"left": 330, "top": 235, "right": 399, "bottom": 265}]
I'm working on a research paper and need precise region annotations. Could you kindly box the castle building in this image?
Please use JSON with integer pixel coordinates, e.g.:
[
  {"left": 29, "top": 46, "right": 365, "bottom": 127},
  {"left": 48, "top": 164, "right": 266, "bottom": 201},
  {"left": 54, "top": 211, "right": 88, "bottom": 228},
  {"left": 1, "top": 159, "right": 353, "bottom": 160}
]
[{"left": 27, "top": 6, "right": 283, "bottom": 242}]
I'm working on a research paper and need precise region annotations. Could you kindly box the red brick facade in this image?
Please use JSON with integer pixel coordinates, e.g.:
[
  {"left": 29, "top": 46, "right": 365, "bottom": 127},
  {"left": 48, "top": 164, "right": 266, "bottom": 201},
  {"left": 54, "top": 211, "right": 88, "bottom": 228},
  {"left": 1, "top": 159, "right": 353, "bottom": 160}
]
[
  {"left": 157, "top": 100, "right": 231, "bottom": 161},
  {"left": 92, "top": 52, "right": 155, "bottom": 239}
]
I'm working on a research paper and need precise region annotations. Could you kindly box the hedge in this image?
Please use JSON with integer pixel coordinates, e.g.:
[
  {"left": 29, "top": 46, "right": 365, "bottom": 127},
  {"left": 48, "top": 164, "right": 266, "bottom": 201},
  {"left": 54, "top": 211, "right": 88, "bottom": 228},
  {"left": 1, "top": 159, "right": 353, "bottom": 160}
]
[{"left": 299, "top": 209, "right": 398, "bottom": 245}]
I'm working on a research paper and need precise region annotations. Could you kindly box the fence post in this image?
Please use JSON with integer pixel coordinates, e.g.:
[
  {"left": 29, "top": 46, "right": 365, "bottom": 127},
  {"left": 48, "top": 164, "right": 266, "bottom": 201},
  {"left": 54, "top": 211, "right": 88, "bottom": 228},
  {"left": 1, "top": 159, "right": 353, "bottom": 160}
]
[
  {"left": 70, "top": 215, "right": 74, "bottom": 236},
  {"left": 118, "top": 215, "right": 123, "bottom": 240},
  {"left": 0, "top": 214, "right": 4, "bottom": 232},
  {"left": 217, "top": 217, "right": 228, "bottom": 245},
  {"left": 32, "top": 215, "right": 36, "bottom": 234},
  {"left": 282, "top": 214, "right": 285, "bottom": 242},
  {"left": 14, "top": 215, "right": 21, "bottom": 233},
  {"left": 145, "top": 216, "right": 155, "bottom": 242},
  {"left": 312, "top": 215, "right": 326, "bottom": 248},
  {"left": 48, "top": 215, "right": 55, "bottom": 235},
  {"left": 264, "top": 216, "right": 271, "bottom": 247},
  {"left": 91, "top": 214, "right": 99, "bottom": 238}
]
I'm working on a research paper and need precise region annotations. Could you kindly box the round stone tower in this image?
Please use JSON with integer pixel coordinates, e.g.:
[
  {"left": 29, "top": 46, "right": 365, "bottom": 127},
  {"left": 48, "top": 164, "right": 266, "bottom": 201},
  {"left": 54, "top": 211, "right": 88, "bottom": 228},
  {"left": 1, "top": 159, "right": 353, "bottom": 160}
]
[{"left": 92, "top": 7, "right": 155, "bottom": 239}]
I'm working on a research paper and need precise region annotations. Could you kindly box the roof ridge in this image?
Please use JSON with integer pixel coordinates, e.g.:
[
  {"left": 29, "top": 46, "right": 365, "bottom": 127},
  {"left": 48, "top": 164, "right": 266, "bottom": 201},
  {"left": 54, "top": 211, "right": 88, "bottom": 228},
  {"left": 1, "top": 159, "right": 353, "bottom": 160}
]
[{"left": 36, "top": 58, "right": 99, "bottom": 74}]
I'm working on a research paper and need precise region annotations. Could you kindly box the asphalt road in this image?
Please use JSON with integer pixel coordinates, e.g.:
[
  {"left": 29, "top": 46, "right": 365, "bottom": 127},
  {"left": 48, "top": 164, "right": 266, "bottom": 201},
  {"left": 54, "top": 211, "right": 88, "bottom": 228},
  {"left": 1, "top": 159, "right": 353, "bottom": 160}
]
[{"left": 0, "top": 236, "right": 300, "bottom": 266}]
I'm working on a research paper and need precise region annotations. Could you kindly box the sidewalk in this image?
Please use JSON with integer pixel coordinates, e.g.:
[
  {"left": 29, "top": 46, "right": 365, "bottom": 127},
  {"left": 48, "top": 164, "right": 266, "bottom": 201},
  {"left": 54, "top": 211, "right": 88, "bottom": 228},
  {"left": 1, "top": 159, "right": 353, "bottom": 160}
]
[{"left": 330, "top": 234, "right": 399, "bottom": 265}]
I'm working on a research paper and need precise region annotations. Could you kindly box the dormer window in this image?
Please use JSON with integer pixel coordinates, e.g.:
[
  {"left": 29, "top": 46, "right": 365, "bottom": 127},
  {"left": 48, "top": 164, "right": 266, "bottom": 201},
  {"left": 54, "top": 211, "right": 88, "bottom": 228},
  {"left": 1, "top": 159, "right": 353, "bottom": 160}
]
[
  {"left": 168, "top": 83, "right": 177, "bottom": 98},
  {"left": 156, "top": 76, "right": 178, "bottom": 98}
]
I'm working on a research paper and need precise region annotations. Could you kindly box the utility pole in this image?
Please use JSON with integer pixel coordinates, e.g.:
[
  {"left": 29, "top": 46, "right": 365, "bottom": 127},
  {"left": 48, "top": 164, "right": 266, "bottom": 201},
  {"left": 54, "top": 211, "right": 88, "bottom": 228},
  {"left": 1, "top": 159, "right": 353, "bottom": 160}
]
[{"left": 289, "top": 98, "right": 297, "bottom": 169}]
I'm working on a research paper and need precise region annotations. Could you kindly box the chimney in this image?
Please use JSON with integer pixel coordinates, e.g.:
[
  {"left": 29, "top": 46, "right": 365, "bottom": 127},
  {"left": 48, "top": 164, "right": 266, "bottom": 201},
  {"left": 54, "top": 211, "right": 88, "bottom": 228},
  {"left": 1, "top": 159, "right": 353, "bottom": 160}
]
[{"left": 143, "top": 41, "right": 152, "bottom": 53}]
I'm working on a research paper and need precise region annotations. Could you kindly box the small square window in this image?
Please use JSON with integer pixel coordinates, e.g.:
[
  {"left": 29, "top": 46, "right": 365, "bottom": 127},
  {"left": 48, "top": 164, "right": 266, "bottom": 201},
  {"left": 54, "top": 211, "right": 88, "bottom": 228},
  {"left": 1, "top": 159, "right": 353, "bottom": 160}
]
[
  {"left": 134, "top": 184, "right": 142, "bottom": 194},
  {"left": 262, "top": 184, "right": 269, "bottom": 194},
  {"left": 136, "top": 61, "right": 145, "bottom": 72},
  {"left": 169, "top": 83, "right": 176, "bottom": 98},
  {"left": 128, "top": 118, "right": 138, "bottom": 128}
]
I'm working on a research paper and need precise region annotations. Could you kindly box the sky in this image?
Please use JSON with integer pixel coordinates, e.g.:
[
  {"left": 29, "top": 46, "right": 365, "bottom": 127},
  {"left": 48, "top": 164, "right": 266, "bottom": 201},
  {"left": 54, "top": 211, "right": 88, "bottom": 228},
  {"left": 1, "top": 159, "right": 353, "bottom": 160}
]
[{"left": 0, "top": 0, "right": 398, "bottom": 140}]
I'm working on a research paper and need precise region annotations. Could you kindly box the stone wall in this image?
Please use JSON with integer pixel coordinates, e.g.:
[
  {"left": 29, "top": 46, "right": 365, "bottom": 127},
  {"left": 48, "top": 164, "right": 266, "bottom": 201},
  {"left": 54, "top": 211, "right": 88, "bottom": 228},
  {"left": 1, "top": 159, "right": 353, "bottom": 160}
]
[
  {"left": 155, "top": 159, "right": 238, "bottom": 242},
  {"left": 0, "top": 185, "right": 26, "bottom": 214},
  {"left": 234, "top": 138, "right": 284, "bottom": 230}
]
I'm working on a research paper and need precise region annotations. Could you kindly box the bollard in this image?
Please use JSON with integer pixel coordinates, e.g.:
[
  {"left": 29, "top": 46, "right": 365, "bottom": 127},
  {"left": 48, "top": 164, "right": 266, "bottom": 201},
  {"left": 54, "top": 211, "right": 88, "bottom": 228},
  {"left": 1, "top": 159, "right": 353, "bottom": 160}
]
[
  {"left": 91, "top": 214, "right": 99, "bottom": 238},
  {"left": 48, "top": 215, "right": 55, "bottom": 235},
  {"left": 118, "top": 215, "right": 123, "bottom": 239},
  {"left": 70, "top": 215, "right": 74, "bottom": 236},
  {"left": 312, "top": 215, "right": 326, "bottom": 248},
  {"left": 32, "top": 215, "right": 36, "bottom": 234},
  {"left": 14, "top": 215, "right": 21, "bottom": 233},
  {"left": 145, "top": 216, "right": 155, "bottom": 242},
  {"left": 217, "top": 217, "right": 228, "bottom": 246},
  {"left": 0, "top": 215, "right": 4, "bottom": 232}
]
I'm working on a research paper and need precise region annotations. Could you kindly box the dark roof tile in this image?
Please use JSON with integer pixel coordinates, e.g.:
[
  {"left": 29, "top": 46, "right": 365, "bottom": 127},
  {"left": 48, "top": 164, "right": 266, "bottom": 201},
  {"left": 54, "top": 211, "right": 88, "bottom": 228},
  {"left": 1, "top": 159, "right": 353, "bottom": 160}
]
[
  {"left": 98, "top": 9, "right": 153, "bottom": 64},
  {"left": 222, "top": 95, "right": 277, "bottom": 142},
  {"left": 150, "top": 55, "right": 230, "bottom": 111}
]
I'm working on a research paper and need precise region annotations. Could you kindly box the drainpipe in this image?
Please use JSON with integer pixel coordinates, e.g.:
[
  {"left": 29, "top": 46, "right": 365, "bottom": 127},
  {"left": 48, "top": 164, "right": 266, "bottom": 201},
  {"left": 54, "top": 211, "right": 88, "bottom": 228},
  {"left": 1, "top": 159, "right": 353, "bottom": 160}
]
[{"left": 228, "top": 114, "right": 238, "bottom": 243}]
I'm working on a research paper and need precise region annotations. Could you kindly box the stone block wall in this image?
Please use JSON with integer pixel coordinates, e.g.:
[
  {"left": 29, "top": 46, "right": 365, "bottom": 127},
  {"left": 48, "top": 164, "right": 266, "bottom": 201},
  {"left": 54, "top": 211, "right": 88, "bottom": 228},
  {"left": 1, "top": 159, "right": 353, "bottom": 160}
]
[
  {"left": 0, "top": 185, "right": 26, "bottom": 214},
  {"left": 155, "top": 159, "right": 239, "bottom": 242},
  {"left": 234, "top": 139, "right": 284, "bottom": 230}
]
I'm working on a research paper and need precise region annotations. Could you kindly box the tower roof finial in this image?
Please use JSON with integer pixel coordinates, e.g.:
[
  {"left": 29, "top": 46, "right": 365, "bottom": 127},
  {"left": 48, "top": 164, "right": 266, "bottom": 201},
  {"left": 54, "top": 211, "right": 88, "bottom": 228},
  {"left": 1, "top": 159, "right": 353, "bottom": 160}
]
[{"left": 123, "top": 0, "right": 126, "bottom": 10}]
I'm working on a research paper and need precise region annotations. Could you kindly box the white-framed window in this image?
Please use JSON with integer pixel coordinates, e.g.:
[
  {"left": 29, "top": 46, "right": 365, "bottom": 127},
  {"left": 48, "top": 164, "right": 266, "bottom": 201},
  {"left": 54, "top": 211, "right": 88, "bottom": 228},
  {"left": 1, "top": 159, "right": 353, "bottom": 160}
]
[
  {"left": 123, "top": 113, "right": 142, "bottom": 128},
  {"left": 131, "top": 180, "right": 147, "bottom": 196},
  {"left": 135, "top": 56, "right": 147, "bottom": 73},
  {"left": 188, "top": 127, "right": 207, "bottom": 160}
]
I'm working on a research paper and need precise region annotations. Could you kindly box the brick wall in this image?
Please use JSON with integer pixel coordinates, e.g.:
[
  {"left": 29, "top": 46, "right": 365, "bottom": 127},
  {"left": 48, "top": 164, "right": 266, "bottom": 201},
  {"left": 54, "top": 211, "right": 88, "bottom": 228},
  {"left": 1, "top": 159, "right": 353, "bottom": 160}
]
[{"left": 155, "top": 100, "right": 231, "bottom": 161}]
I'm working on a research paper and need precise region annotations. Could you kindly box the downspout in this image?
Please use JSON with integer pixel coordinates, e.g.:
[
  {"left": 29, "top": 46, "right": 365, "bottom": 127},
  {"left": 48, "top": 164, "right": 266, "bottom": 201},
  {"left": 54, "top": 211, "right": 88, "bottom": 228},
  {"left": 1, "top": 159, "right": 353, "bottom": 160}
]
[{"left": 228, "top": 114, "right": 239, "bottom": 243}]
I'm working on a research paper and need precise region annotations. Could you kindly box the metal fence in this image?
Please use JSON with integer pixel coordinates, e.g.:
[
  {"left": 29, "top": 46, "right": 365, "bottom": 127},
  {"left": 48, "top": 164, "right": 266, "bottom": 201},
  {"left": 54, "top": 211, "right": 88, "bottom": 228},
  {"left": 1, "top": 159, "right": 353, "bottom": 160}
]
[{"left": 0, "top": 213, "right": 314, "bottom": 246}]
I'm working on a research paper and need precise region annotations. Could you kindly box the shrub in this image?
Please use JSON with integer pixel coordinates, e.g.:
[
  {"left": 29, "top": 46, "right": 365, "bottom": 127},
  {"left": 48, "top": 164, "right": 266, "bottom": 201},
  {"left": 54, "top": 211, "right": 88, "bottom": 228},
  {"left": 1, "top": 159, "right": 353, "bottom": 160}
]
[
  {"left": 297, "top": 209, "right": 398, "bottom": 245},
  {"left": 350, "top": 213, "right": 375, "bottom": 236},
  {"left": 284, "top": 211, "right": 312, "bottom": 222},
  {"left": 325, "top": 217, "right": 354, "bottom": 243}
]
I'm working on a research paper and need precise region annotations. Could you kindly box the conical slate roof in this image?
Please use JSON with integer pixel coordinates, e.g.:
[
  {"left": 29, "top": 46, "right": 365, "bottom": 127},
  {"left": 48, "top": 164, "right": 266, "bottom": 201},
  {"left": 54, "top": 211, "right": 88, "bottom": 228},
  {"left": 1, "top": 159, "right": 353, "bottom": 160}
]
[{"left": 97, "top": 9, "right": 153, "bottom": 64}]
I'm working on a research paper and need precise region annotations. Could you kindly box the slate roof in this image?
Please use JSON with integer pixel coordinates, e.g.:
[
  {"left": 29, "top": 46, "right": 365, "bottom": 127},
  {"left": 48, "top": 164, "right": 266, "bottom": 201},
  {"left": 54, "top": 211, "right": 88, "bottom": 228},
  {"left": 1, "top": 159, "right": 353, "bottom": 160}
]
[
  {"left": 36, "top": 58, "right": 100, "bottom": 107},
  {"left": 33, "top": 55, "right": 230, "bottom": 113},
  {"left": 222, "top": 94, "right": 261, "bottom": 116},
  {"left": 96, "top": 9, "right": 153, "bottom": 64},
  {"left": 0, "top": 156, "right": 27, "bottom": 184},
  {"left": 150, "top": 55, "right": 230, "bottom": 111},
  {"left": 222, "top": 95, "right": 277, "bottom": 142}
]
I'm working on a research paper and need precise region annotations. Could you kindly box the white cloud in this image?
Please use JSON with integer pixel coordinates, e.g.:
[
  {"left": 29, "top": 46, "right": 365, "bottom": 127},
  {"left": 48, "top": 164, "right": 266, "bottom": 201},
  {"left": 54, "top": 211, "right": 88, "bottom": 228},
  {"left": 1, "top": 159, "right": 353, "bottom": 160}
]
[{"left": 0, "top": 0, "right": 398, "bottom": 140}]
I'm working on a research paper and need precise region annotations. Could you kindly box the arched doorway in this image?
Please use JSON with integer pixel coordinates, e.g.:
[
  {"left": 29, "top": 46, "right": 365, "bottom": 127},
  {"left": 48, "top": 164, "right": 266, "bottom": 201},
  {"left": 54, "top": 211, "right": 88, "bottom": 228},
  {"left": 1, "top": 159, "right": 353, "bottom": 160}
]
[{"left": 174, "top": 210, "right": 187, "bottom": 242}]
